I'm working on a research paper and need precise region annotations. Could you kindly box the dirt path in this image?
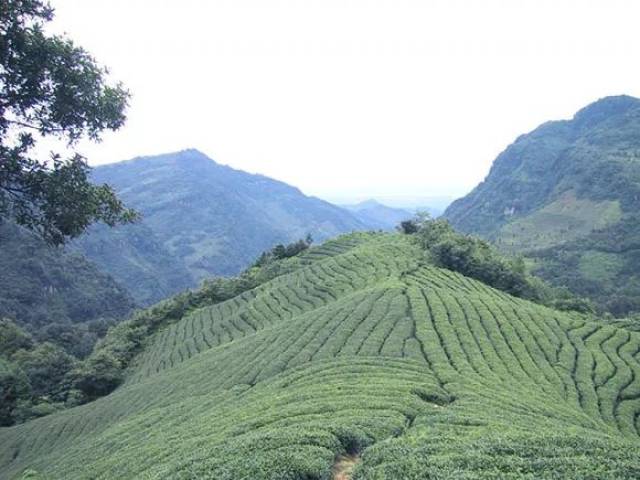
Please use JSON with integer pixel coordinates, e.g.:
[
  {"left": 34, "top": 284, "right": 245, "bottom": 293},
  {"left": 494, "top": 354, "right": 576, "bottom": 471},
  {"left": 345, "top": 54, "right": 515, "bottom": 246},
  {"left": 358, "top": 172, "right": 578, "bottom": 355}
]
[{"left": 331, "top": 454, "right": 360, "bottom": 480}]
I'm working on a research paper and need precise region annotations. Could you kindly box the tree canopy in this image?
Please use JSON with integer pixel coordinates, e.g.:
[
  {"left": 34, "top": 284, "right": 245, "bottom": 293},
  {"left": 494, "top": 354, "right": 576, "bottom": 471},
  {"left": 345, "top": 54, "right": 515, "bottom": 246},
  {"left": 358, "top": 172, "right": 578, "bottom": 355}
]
[{"left": 0, "top": 0, "right": 136, "bottom": 244}]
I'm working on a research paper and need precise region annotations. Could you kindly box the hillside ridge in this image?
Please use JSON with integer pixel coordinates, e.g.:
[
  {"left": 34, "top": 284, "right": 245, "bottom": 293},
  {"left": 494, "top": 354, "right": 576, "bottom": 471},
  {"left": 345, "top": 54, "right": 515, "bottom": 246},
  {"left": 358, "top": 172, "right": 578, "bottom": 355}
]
[{"left": 2, "top": 233, "right": 640, "bottom": 479}]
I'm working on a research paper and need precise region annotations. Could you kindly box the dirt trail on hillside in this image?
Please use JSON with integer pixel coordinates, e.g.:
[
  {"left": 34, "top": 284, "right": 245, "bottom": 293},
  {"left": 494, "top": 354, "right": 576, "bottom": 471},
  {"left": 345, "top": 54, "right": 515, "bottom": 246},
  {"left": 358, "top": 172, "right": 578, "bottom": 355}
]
[{"left": 331, "top": 454, "right": 360, "bottom": 480}]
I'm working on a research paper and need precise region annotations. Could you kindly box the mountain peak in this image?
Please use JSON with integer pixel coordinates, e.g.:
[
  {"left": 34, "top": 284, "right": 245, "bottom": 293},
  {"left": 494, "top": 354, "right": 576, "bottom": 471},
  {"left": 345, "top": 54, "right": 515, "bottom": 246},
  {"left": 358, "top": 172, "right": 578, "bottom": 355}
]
[
  {"left": 175, "top": 148, "right": 211, "bottom": 160},
  {"left": 572, "top": 94, "right": 640, "bottom": 127},
  {"left": 86, "top": 150, "right": 368, "bottom": 303},
  {"left": 98, "top": 149, "right": 216, "bottom": 171},
  {"left": 163, "top": 148, "right": 215, "bottom": 165}
]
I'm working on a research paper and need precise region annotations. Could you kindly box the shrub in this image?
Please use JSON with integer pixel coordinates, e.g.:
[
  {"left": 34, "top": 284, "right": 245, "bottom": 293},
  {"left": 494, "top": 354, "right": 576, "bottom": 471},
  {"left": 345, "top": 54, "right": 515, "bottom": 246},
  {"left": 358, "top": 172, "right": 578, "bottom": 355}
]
[
  {"left": 403, "top": 217, "right": 592, "bottom": 311},
  {"left": 415, "top": 219, "right": 544, "bottom": 301},
  {"left": 0, "top": 358, "right": 30, "bottom": 426}
]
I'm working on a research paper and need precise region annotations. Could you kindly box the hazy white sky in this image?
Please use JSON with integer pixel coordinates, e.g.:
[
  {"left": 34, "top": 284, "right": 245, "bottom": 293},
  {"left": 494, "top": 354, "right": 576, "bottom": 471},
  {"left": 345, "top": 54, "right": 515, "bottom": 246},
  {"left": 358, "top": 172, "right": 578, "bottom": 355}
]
[{"left": 48, "top": 0, "right": 640, "bottom": 200}]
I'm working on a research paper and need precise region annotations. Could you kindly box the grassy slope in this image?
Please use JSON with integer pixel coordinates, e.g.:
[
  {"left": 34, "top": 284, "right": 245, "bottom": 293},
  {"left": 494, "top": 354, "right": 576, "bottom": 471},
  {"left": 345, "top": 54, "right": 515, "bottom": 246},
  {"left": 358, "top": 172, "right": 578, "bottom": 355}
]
[
  {"left": 1, "top": 233, "right": 640, "bottom": 479},
  {"left": 494, "top": 190, "right": 622, "bottom": 252}
]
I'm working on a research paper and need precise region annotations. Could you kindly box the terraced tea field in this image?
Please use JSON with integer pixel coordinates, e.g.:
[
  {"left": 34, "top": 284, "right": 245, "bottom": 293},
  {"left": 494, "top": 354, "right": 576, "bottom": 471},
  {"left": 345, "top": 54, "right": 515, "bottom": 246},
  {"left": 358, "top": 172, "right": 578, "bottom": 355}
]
[{"left": 1, "top": 233, "right": 640, "bottom": 479}]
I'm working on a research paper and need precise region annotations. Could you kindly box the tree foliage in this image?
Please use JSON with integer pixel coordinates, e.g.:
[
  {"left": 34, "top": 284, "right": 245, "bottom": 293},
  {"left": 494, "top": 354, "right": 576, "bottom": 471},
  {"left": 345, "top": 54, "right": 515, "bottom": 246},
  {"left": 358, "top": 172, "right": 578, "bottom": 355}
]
[
  {"left": 0, "top": 318, "right": 78, "bottom": 425},
  {"left": 253, "top": 235, "right": 313, "bottom": 266},
  {"left": 0, "top": 317, "right": 33, "bottom": 356},
  {"left": 0, "top": 357, "right": 30, "bottom": 426},
  {"left": 0, "top": 0, "right": 136, "bottom": 244},
  {"left": 530, "top": 214, "right": 640, "bottom": 317},
  {"left": 12, "top": 342, "right": 76, "bottom": 399}
]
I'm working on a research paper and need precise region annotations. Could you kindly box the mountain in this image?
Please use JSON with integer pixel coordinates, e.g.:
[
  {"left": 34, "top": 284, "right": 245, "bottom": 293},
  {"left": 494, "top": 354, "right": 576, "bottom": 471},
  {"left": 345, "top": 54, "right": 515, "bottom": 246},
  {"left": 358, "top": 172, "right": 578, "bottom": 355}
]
[
  {"left": 75, "top": 149, "right": 368, "bottom": 305},
  {"left": 0, "top": 221, "right": 135, "bottom": 331},
  {"left": 2, "top": 232, "right": 639, "bottom": 478},
  {"left": 341, "top": 199, "right": 412, "bottom": 230},
  {"left": 75, "top": 222, "right": 194, "bottom": 308},
  {"left": 327, "top": 194, "right": 453, "bottom": 217},
  {"left": 444, "top": 95, "right": 640, "bottom": 315}
]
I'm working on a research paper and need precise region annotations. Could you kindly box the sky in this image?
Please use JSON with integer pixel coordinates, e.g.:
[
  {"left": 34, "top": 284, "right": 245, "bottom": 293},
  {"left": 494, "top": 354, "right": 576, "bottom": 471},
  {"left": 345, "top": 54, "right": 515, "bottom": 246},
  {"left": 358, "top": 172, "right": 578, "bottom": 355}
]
[{"left": 47, "top": 0, "right": 640, "bottom": 202}]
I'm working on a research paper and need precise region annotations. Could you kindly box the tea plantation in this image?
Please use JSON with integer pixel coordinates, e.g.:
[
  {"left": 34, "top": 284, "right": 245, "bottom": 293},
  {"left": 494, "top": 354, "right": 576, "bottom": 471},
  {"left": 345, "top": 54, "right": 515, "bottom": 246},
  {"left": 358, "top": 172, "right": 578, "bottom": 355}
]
[{"left": 1, "top": 233, "right": 640, "bottom": 479}]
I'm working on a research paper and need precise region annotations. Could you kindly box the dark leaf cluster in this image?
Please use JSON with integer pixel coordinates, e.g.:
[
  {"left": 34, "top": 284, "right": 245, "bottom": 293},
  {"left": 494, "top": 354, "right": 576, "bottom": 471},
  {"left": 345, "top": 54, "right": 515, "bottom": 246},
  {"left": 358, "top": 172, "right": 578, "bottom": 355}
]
[{"left": 0, "top": 0, "right": 135, "bottom": 245}]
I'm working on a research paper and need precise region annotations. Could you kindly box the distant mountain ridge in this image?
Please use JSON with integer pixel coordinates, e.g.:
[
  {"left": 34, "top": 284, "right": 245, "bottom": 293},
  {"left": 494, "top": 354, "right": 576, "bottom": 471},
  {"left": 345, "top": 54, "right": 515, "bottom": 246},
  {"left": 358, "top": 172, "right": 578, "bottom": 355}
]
[
  {"left": 341, "top": 199, "right": 412, "bottom": 230},
  {"left": 444, "top": 95, "right": 640, "bottom": 314},
  {"left": 76, "top": 149, "right": 369, "bottom": 305}
]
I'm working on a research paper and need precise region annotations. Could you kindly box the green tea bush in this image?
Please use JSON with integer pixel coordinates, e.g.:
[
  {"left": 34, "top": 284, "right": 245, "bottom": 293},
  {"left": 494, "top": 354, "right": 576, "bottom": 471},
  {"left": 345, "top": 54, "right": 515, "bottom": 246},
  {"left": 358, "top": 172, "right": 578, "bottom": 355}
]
[{"left": 2, "top": 232, "right": 640, "bottom": 479}]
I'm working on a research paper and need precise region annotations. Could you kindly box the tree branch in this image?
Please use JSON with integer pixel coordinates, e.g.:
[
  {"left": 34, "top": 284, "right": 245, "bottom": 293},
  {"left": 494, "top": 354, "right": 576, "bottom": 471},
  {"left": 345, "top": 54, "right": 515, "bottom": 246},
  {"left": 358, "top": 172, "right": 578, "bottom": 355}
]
[{"left": 6, "top": 119, "right": 65, "bottom": 133}]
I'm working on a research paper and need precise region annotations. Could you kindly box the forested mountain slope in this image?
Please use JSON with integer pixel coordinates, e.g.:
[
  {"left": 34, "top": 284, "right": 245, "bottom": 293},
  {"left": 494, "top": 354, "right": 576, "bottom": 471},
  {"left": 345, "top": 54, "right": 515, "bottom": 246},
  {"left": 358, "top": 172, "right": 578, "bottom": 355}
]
[
  {"left": 75, "top": 222, "right": 193, "bottom": 308},
  {"left": 2, "top": 233, "right": 640, "bottom": 479},
  {"left": 0, "top": 222, "right": 134, "bottom": 330},
  {"left": 444, "top": 95, "right": 640, "bottom": 315},
  {"left": 76, "top": 149, "right": 368, "bottom": 305},
  {"left": 0, "top": 223, "right": 137, "bottom": 424}
]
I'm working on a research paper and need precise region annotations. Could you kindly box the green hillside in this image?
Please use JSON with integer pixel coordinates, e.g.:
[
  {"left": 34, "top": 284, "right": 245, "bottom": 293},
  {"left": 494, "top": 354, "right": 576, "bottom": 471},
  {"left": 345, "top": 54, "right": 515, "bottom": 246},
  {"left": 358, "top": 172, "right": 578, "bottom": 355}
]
[
  {"left": 75, "top": 149, "right": 368, "bottom": 305},
  {"left": 444, "top": 95, "right": 640, "bottom": 315},
  {"left": 2, "top": 233, "right": 640, "bottom": 479}
]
